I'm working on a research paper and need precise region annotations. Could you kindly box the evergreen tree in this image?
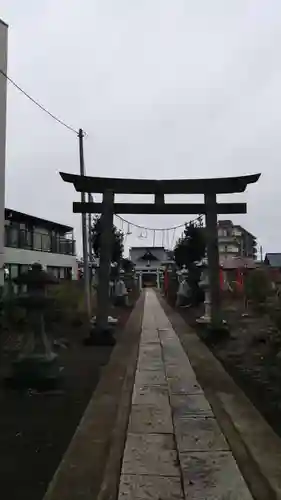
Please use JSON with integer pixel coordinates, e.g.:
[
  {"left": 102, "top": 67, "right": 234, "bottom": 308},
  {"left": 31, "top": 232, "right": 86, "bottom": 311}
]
[
  {"left": 174, "top": 222, "right": 205, "bottom": 268},
  {"left": 91, "top": 216, "right": 124, "bottom": 265}
]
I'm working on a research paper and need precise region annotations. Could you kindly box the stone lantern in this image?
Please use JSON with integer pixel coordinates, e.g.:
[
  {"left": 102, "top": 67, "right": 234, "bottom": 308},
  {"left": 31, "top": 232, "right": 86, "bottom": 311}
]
[
  {"left": 176, "top": 266, "right": 190, "bottom": 307},
  {"left": 196, "top": 258, "right": 211, "bottom": 324},
  {"left": 113, "top": 269, "right": 129, "bottom": 307},
  {"left": 9, "top": 262, "right": 60, "bottom": 388}
]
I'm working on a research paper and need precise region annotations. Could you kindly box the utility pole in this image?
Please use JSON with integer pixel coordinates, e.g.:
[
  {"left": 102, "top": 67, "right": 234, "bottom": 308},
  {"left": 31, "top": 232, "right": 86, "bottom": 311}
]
[
  {"left": 88, "top": 193, "right": 93, "bottom": 285},
  {"left": 78, "top": 128, "right": 91, "bottom": 320}
]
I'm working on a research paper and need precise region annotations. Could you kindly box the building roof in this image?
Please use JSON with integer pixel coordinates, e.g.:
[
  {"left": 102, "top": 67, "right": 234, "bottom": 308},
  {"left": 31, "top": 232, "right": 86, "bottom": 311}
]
[
  {"left": 264, "top": 253, "right": 281, "bottom": 267},
  {"left": 5, "top": 208, "right": 73, "bottom": 233},
  {"left": 139, "top": 250, "right": 159, "bottom": 261},
  {"left": 218, "top": 220, "right": 256, "bottom": 239},
  {"left": 0, "top": 18, "right": 8, "bottom": 28}
]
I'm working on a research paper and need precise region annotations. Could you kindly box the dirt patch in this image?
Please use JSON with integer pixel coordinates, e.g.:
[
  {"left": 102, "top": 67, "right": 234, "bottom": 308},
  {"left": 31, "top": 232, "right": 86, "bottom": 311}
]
[
  {"left": 167, "top": 297, "right": 281, "bottom": 440},
  {"left": 0, "top": 306, "right": 133, "bottom": 500}
]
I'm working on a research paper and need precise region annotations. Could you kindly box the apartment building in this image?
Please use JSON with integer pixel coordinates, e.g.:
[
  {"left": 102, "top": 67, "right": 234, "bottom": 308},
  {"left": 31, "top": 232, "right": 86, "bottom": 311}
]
[
  {"left": 4, "top": 208, "right": 78, "bottom": 287},
  {"left": 0, "top": 19, "right": 8, "bottom": 287},
  {"left": 218, "top": 220, "right": 257, "bottom": 260}
]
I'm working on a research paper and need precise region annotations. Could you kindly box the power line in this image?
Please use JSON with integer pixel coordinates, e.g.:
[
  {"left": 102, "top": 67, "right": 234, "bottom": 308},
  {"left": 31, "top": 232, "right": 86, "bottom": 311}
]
[
  {"left": 0, "top": 68, "right": 78, "bottom": 134},
  {"left": 114, "top": 213, "right": 202, "bottom": 232}
]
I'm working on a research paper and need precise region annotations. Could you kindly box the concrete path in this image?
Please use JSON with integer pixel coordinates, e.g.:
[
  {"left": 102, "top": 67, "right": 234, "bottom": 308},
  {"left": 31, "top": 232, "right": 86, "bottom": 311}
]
[{"left": 118, "top": 290, "right": 253, "bottom": 499}]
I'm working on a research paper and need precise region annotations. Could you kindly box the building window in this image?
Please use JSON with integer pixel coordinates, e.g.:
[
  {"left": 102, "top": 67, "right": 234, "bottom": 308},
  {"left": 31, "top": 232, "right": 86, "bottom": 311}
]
[
  {"left": 41, "top": 233, "right": 51, "bottom": 252},
  {"left": 9, "top": 264, "right": 19, "bottom": 279},
  {"left": 218, "top": 228, "right": 228, "bottom": 237},
  {"left": 33, "top": 232, "right": 43, "bottom": 251},
  {"left": 6, "top": 226, "right": 19, "bottom": 247}
]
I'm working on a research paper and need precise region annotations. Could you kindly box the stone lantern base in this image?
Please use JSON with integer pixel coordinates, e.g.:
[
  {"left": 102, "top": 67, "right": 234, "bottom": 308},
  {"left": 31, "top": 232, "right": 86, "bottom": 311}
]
[
  {"left": 84, "top": 326, "right": 116, "bottom": 346},
  {"left": 196, "top": 290, "right": 211, "bottom": 324},
  {"left": 84, "top": 317, "right": 117, "bottom": 346},
  {"left": 8, "top": 352, "right": 61, "bottom": 390}
]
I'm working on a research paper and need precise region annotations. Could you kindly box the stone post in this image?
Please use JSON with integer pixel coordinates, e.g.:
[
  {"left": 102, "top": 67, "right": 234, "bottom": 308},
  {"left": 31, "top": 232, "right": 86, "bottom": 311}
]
[
  {"left": 156, "top": 270, "right": 160, "bottom": 289},
  {"left": 139, "top": 272, "right": 142, "bottom": 291},
  {"left": 204, "top": 192, "right": 222, "bottom": 328}
]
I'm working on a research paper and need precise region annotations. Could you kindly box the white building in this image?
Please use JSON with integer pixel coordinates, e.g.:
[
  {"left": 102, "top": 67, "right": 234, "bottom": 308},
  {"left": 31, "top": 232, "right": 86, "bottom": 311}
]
[
  {"left": 217, "top": 220, "right": 257, "bottom": 260},
  {"left": 4, "top": 208, "right": 78, "bottom": 287},
  {"left": 0, "top": 19, "right": 8, "bottom": 287},
  {"left": 129, "top": 246, "right": 173, "bottom": 289}
]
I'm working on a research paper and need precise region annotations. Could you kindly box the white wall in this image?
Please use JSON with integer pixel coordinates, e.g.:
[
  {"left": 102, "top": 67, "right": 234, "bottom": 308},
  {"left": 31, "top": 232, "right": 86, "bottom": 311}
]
[
  {"left": 4, "top": 247, "right": 78, "bottom": 278},
  {"left": 0, "top": 20, "right": 7, "bottom": 287}
]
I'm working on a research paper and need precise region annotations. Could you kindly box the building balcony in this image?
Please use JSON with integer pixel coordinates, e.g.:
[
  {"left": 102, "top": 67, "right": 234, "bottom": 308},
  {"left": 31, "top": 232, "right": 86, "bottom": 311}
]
[
  {"left": 218, "top": 235, "right": 236, "bottom": 243},
  {"left": 4, "top": 227, "right": 76, "bottom": 256}
]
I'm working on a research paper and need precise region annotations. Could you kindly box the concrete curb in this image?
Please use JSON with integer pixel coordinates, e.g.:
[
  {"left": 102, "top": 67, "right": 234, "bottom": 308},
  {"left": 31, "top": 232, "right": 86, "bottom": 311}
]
[
  {"left": 43, "top": 294, "right": 144, "bottom": 500},
  {"left": 159, "top": 295, "right": 281, "bottom": 500}
]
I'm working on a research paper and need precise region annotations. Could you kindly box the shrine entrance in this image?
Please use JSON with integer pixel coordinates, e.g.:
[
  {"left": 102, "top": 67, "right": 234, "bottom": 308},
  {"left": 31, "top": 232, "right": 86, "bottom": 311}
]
[
  {"left": 141, "top": 272, "right": 157, "bottom": 288},
  {"left": 61, "top": 172, "right": 260, "bottom": 333}
]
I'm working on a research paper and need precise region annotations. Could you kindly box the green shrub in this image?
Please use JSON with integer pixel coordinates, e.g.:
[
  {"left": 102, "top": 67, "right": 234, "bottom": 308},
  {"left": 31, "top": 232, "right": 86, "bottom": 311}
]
[
  {"left": 47, "top": 281, "right": 96, "bottom": 325},
  {"left": 244, "top": 269, "right": 272, "bottom": 307},
  {"left": 1, "top": 297, "right": 27, "bottom": 330}
]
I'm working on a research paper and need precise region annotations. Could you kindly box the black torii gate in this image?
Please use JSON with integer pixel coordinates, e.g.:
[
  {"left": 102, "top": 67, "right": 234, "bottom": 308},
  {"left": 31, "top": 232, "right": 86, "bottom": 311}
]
[{"left": 61, "top": 172, "right": 260, "bottom": 333}]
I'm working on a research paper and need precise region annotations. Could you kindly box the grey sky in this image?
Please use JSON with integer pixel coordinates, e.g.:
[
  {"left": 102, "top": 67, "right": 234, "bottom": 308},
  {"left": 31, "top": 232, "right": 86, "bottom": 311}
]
[{"left": 1, "top": 0, "right": 281, "bottom": 256}]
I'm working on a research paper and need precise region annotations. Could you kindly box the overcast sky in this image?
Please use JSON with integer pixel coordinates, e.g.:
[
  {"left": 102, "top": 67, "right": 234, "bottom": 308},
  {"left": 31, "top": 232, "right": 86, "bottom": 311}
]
[{"left": 1, "top": 0, "right": 281, "bottom": 256}]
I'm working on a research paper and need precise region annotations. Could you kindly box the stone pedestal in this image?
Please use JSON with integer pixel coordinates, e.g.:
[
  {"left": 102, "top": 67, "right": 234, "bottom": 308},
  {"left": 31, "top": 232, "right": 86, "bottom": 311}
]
[
  {"left": 196, "top": 259, "right": 227, "bottom": 330},
  {"left": 12, "top": 352, "right": 60, "bottom": 388},
  {"left": 196, "top": 288, "right": 211, "bottom": 324},
  {"left": 84, "top": 314, "right": 117, "bottom": 346}
]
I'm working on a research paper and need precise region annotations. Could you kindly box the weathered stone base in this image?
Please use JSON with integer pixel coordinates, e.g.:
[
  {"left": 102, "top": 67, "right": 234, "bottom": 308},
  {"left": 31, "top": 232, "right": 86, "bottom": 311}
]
[
  {"left": 7, "top": 353, "right": 61, "bottom": 390},
  {"left": 84, "top": 327, "right": 116, "bottom": 346}
]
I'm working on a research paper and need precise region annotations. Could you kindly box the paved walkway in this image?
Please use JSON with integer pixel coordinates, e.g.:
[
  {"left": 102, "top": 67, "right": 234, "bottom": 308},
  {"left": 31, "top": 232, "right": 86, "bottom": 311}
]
[{"left": 118, "top": 290, "right": 253, "bottom": 499}]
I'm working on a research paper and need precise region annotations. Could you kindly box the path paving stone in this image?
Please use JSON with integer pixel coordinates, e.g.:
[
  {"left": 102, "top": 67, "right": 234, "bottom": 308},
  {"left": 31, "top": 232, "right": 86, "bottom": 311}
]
[
  {"left": 138, "top": 344, "right": 162, "bottom": 356},
  {"left": 134, "top": 369, "right": 167, "bottom": 388},
  {"left": 167, "top": 375, "right": 203, "bottom": 395},
  {"left": 164, "top": 361, "right": 194, "bottom": 377},
  {"left": 129, "top": 405, "right": 173, "bottom": 434},
  {"left": 119, "top": 474, "right": 184, "bottom": 499},
  {"left": 157, "top": 328, "right": 177, "bottom": 341},
  {"left": 162, "top": 345, "right": 188, "bottom": 365},
  {"left": 118, "top": 290, "right": 253, "bottom": 500},
  {"left": 174, "top": 416, "right": 229, "bottom": 452},
  {"left": 140, "top": 329, "right": 159, "bottom": 344},
  {"left": 122, "top": 433, "right": 180, "bottom": 476},
  {"left": 180, "top": 451, "right": 253, "bottom": 499},
  {"left": 132, "top": 386, "right": 170, "bottom": 409},
  {"left": 137, "top": 358, "right": 164, "bottom": 371},
  {"left": 171, "top": 394, "right": 214, "bottom": 417}
]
